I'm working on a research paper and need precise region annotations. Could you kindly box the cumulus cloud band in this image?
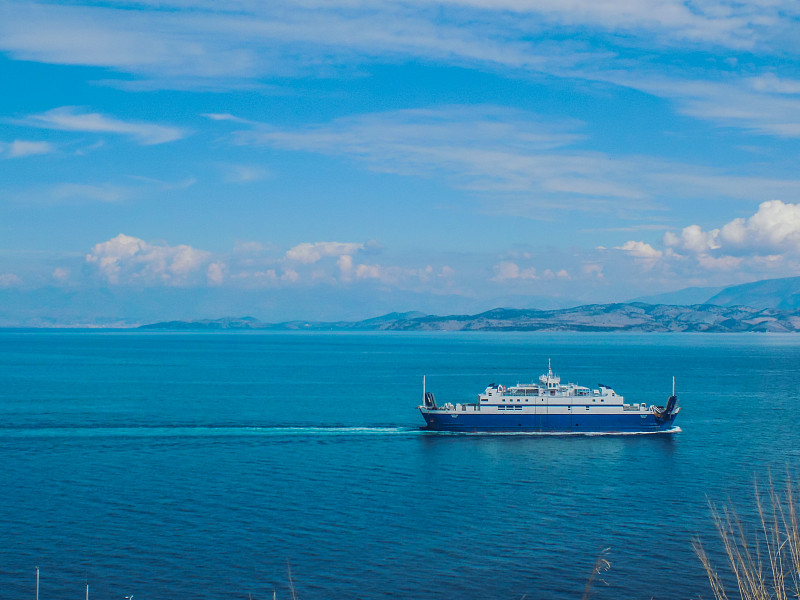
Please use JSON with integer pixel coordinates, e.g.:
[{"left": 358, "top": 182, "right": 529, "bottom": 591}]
[
  {"left": 618, "top": 200, "right": 800, "bottom": 275},
  {"left": 86, "top": 234, "right": 210, "bottom": 285}
]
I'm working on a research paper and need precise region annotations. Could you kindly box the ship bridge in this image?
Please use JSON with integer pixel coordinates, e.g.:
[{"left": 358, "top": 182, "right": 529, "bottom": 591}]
[{"left": 539, "top": 359, "right": 561, "bottom": 389}]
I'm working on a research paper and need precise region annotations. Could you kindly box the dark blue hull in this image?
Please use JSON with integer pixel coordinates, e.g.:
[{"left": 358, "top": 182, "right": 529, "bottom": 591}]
[{"left": 419, "top": 410, "right": 678, "bottom": 433}]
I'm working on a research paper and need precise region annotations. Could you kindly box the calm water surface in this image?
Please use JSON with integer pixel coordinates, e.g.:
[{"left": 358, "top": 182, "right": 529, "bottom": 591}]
[{"left": 1, "top": 331, "right": 799, "bottom": 600}]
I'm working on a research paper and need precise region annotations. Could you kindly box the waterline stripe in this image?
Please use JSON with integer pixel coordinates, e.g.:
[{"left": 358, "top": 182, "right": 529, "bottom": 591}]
[{"left": 0, "top": 425, "right": 681, "bottom": 438}]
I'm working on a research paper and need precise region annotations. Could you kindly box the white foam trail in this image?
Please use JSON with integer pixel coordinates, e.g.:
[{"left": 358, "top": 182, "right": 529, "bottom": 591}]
[
  {"left": 0, "top": 425, "right": 417, "bottom": 438},
  {"left": 243, "top": 426, "right": 413, "bottom": 436}
]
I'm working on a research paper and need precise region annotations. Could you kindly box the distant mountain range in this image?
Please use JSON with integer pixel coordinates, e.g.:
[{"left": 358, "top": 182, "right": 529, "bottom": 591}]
[
  {"left": 139, "top": 275, "right": 800, "bottom": 333},
  {"left": 5, "top": 274, "right": 800, "bottom": 330},
  {"left": 140, "top": 303, "right": 800, "bottom": 333},
  {"left": 631, "top": 285, "right": 725, "bottom": 306},
  {"left": 704, "top": 276, "right": 800, "bottom": 310},
  {"left": 631, "top": 275, "right": 800, "bottom": 310}
]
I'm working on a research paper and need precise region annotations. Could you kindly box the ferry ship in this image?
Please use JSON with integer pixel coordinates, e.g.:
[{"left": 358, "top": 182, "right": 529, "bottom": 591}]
[{"left": 418, "top": 361, "right": 680, "bottom": 433}]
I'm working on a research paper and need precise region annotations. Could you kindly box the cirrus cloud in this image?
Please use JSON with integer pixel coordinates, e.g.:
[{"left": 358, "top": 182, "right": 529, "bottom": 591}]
[
  {"left": 0, "top": 139, "right": 54, "bottom": 158},
  {"left": 22, "top": 107, "right": 187, "bottom": 145},
  {"left": 222, "top": 105, "right": 800, "bottom": 215}
]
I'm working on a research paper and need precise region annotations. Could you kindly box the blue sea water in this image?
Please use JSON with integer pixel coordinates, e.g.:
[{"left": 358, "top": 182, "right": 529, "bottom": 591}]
[{"left": 2, "top": 331, "right": 800, "bottom": 600}]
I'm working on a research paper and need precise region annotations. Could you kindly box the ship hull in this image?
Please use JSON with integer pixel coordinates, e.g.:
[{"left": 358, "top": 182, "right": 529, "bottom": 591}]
[{"left": 419, "top": 410, "right": 677, "bottom": 433}]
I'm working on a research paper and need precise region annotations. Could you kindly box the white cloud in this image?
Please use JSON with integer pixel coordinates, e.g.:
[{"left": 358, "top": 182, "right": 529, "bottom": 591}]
[
  {"left": 282, "top": 268, "right": 300, "bottom": 282},
  {"left": 696, "top": 254, "right": 743, "bottom": 270},
  {"left": 222, "top": 164, "right": 270, "bottom": 183},
  {"left": 492, "top": 261, "right": 537, "bottom": 281},
  {"left": 207, "top": 239, "right": 420, "bottom": 288},
  {"left": 437, "top": 0, "right": 790, "bottom": 49},
  {"left": 334, "top": 252, "right": 433, "bottom": 284},
  {"left": 1, "top": 140, "right": 54, "bottom": 158},
  {"left": 86, "top": 233, "right": 210, "bottom": 285},
  {"left": 337, "top": 254, "right": 354, "bottom": 279},
  {"left": 226, "top": 105, "right": 800, "bottom": 210},
  {"left": 232, "top": 267, "right": 301, "bottom": 283},
  {"left": 753, "top": 254, "right": 785, "bottom": 268},
  {"left": 12, "top": 176, "right": 195, "bottom": 205},
  {"left": 555, "top": 269, "right": 570, "bottom": 279},
  {"left": 23, "top": 107, "right": 187, "bottom": 145},
  {"left": 723, "top": 200, "right": 800, "bottom": 252},
  {"left": 0, "top": 0, "right": 798, "bottom": 147},
  {"left": 231, "top": 105, "right": 637, "bottom": 206},
  {"left": 354, "top": 263, "right": 382, "bottom": 280},
  {"left": 750, "top": 73, "right": 800, "bottom": 95},
  {"left": 0, "top": 273, "right": 21, "bottom": 287},
  {"left": 51, "top": 183, "right": 126, "bottom": 203},
  {"left": 233, "top": 241, "right": 273, "bottom": 254},
  {"left": 204, "top": 113, "right": 251, "bottom": 123},
  {"left": 582, "top": 263, "right": 604, "bottom": 278},
  {"left": 615, "top": 75, "right": 800, "bottom": 139},
  {"left": 663, "top": 224, "right": 721, "bottom": 253},
  {"left": 1, "top": 1, "right": 794, "bottom": 82},
  {"left": 52, "top": 268, "right": 69, "bottom": 282},
  {"left": 285, "top": 241, "right": 365, "bottom": 264},
  {"left": 206, "top": 262, "right": 226, "bottom": 285},
  {"left": 665, "top": 200, "right": 800, "bottom": 256},
  {"left": 610, "top": 200, "right": 800, "bottom": 278},
  {"left": 615, "top": 240, "right": 663, "bottom": 259}
]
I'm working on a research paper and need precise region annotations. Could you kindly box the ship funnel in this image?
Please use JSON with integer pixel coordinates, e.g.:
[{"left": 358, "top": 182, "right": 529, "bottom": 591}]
[{"left": 424, "top": 392, "right": 437, "bottom": 409}]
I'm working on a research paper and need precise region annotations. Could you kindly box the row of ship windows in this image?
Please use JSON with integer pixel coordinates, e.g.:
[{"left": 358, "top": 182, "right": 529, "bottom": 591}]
[
  {"left": 495, "top": 405, "right": 596, "bottom": 411},
  {"left": 483, "top": 398, "right": 606, "bottom": 403},
  {"left": 502, "top": 390, "right": 593, "bottom": 396}
]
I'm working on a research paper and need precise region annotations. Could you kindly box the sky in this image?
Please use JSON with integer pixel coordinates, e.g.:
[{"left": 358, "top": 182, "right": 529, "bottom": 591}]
[{"left": 2, "top": 0, "right": 800, "bottom": 324}]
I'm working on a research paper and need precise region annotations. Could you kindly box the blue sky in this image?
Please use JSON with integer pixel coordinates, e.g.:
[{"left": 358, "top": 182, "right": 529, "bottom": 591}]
[{"left": 2, "top": 0, "right": 800, "bottom": 324}]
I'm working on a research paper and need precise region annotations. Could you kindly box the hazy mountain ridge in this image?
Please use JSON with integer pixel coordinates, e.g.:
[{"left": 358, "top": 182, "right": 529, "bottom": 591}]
[
  {"left": 8, "top": 275, "right": 800, "bottom": 329},
  {"left": 630, "top": 275, "right": 800, "bottom": 310},
  {"left": 382, "top": 303, "right": 800, "bottom": 332},
  {"left": 141, "top": 303, "right": 800, "bottom": 332},
  {"left": 705, "top": 276, "right": 800, "bottom": 310},
  {"left": 631, "top": 285, "right": 725, "bottom": 306}
]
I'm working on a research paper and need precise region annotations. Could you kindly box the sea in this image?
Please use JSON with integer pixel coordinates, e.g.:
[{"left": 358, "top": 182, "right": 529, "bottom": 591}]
[{"left": 1, "top": 330, "right": 799, "bottom": 600}]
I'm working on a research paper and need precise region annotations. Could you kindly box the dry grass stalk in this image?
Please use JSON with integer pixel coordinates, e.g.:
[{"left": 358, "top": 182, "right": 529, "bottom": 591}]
[
  {"left": 581, "top": 547, "right": 611, "bottom": 600},
  {"left": 287, "top": 561, "right": 297, "bottom": 600},
  {"left": 695, "top": 477, "right": 800, "bottom": 600}
]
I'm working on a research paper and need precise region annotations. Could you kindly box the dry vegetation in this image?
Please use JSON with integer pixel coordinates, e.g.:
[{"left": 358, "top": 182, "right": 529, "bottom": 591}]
[
  {"left": 582, "top": 547, "right": 611, "bottom": 600},
  {"left": 694, "top": 478, "right": 800, "bottom": 600}
]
